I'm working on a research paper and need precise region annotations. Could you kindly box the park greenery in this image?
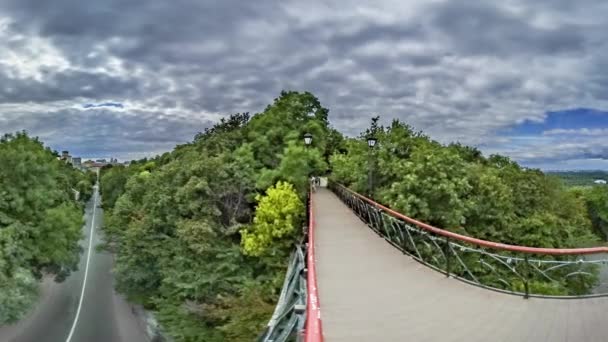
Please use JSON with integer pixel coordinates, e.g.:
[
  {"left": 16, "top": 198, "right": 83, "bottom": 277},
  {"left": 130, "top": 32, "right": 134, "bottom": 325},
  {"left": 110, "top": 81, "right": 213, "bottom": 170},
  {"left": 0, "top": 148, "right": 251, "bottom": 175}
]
[
  {"left": 98, "top": 93, "right": 608, "bottom": 339},
  {"left": 100, "top": 92, "right": 330, "bottom": 341},
  {"left": 3, "top": 92, "right": 605, "bottom": 336},
  {"left": 331, "top": 117, "right": 600, "bottom": 248},
  {"left": 0, "top": 132, "right": 95, "bottom": 323},
  {"left": 98, "top": 94, "right": 608, "bottom": 339},
  {"left": 330, "top": 117, "right": 607, "bottom": 295},
  {"left": 548, "top": 170, "right": 608, "bottom": 187}
]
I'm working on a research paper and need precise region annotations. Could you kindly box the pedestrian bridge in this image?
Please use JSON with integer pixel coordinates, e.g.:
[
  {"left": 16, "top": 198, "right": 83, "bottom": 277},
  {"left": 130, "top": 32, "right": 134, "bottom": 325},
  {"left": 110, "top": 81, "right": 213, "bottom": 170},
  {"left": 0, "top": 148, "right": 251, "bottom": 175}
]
[{"left": 260, "top": 184, "right": 608, "bottom": 342}]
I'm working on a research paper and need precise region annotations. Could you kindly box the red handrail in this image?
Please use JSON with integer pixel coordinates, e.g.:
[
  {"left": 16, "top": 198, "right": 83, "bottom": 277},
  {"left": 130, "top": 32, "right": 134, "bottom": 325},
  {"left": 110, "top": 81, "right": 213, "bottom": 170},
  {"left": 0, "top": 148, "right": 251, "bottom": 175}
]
[
  {"left": 305, "top": 190, "right": 323, "bottom": 341},
  {"left": 337, "top": 183, "right": 608, "bottom": 256}
]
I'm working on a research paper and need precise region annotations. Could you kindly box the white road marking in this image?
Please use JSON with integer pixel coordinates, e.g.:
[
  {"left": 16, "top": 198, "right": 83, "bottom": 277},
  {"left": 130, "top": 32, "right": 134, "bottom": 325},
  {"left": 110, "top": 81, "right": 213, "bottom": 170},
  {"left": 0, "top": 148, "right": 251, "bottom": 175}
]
[{"left": 65, "top": 186, "right": 98, "bottom": 342}]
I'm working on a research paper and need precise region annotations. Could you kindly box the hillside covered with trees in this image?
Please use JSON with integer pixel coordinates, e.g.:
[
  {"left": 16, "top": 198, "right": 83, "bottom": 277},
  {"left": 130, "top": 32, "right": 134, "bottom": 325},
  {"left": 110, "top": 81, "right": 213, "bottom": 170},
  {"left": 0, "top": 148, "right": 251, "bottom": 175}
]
[
  {"left": 331, "top": 117, "right": 599, "bottom": 249},
  {"left": 100, "top": 92, "right": 334, "bottom": 341},
  {"left": 100, "top": 93, "right": 608, "bottom": 340},
  {"left": 0, "top": 132, "right": 95, "bottom": 323},
  {"left": 548, "top": 170, "right": 608, "bottom": 187}
]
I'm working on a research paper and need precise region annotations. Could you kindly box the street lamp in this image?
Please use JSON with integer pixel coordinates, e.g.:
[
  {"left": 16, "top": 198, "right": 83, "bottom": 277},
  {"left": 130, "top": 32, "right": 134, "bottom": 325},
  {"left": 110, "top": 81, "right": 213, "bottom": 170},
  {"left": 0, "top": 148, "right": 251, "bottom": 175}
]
[
  {"left": 367, "top": 136, "right": 377, "bottom": 148},
  {"left": 367, "top": 136, "right": 376, "bottom": 196},
  {"left": 304, "top": 133, "right": 313, "bottom": 146},
  {"left": 304, "top": 133, "right": 316, "bottom": 191}
]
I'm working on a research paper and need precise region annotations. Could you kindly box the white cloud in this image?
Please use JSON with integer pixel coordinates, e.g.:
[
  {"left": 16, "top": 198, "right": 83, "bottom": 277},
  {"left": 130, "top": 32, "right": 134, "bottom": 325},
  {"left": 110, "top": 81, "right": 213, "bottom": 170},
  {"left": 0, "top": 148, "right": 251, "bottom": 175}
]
[{"left": 0, "top": 17, "right": 70, "bottom": 81}]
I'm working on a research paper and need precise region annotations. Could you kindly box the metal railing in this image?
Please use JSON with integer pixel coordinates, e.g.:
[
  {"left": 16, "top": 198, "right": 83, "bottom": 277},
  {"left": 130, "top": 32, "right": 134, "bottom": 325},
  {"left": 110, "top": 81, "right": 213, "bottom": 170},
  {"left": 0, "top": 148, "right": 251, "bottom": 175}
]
[
  {"left": 331, "top": 182, "right": 608, "bottom": 298},
  {"left": 258, "top": 246, "right": 307, "bottom": 342},
  {"left": 259, "top": 192, "right": 323, "bottom": 342}
]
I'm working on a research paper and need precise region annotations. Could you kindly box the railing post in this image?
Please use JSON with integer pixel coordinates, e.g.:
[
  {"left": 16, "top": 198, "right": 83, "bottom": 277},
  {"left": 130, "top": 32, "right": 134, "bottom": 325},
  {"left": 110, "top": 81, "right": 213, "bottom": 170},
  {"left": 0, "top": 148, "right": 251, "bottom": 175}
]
[
  {"left": 444, "top": 236, "right": 451, "bottom": 278},
  {"left": 378, "top": 208, "right": 388, "bottom": 236},
  {"left": 523, "top": 255, "right": 530, "bottom": 299},
  {"left": 577, "top": 258, "right": 584, "bottom": 295}
]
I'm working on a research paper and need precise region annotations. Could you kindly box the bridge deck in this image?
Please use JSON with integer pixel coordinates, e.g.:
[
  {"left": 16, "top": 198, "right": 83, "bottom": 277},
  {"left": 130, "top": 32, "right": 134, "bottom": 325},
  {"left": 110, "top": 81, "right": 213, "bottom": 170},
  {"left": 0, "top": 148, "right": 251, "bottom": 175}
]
[{"left": 313, "top": 188, "right": 608, "bottom": 342}]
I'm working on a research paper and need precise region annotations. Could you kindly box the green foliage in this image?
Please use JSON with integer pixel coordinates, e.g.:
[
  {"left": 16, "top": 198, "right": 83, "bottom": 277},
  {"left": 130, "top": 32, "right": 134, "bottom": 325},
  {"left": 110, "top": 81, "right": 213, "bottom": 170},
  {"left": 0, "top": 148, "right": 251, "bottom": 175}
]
[
  {"left": 548, "top": 170, "right": 608, "bottom": 187},
  {"left": 330, "top": 118, "right": 602, "bottom": 295},
  {"left": 242, "top": 182, "right": 304, "bottom": 256},
  {"left": 579, "top": 186, "right": 608, "bottom": 239},
  {"left": 100, "top": 165, "right": 131, "bottom": 209},
  {"left": 247, "top": 91, "right": 329, "bottom": 169},
  {"left": 0, "top": 132, "right": 88, "bottom": 323},
  {"left": 329, "top": 140, "right": 368, "bottom": 192},
  {"left": 102, "top": 92, "right": 336, "bottom": 340},
  {"left": 257, "top": 143, "right": 327, "bottom": 195},
  {"left": 379, "top": 144, "right": 472, "bottom": 229},
  {"left": 0, "top": 267, "right": 38, "bottom": 323}
]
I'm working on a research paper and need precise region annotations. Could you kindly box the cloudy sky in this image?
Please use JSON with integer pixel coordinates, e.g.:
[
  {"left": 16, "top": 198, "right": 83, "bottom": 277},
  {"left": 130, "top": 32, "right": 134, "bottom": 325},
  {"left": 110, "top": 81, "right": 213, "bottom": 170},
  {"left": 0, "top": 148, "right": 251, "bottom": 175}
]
[{"left": 1, "top": 0, "right": 608, "bottom": 169}]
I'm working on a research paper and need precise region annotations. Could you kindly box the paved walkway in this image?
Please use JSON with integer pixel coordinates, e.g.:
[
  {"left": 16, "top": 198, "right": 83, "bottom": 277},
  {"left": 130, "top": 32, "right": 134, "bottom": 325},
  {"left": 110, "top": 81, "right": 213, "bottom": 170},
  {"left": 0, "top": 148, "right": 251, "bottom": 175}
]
[{"left": 313, "top": 188, "right": 608, "bottom": 342}]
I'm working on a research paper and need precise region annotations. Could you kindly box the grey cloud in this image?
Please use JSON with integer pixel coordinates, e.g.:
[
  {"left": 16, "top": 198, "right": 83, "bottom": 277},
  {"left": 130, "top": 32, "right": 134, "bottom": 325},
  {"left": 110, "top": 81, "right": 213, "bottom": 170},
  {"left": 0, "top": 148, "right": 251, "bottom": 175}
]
[
  {"left": 3, "top": 0, "right": 271, "bottom": 39},
  {"left": 430, "top": 2, "right": 586, "bottom": 57},
  {"left": 326, "top": 21, "right": 427, "bottom": 54},
  {"left": 0, "top": 108, "right": 210, "bottom": 159},
  {"left": 0, "top": 69, "right": 138, "bottom": 104},
  {"left": 0, "top": 0, "right": 608, "bottom": 168}
]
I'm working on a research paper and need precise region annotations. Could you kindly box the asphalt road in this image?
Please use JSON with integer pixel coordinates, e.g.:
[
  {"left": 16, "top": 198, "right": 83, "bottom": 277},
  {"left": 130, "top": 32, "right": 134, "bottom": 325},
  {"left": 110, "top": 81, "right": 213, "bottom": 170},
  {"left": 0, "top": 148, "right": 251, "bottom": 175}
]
[{"left": 0, "top": 186, "right": 150, "bottom": 342}]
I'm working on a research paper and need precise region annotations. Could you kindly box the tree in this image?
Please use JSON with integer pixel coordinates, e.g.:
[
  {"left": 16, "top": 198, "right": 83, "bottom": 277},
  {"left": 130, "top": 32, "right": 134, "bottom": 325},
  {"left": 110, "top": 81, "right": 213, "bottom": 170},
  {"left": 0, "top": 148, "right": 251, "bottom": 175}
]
[
  {"left": 583, "top": 186, "right": 608, "bottom": 239},
  {"left": 101, "top": 91, "right": 338, "bottom": 340},
  {"left": 241, "top": 181, "right": 304, "bottom": 256},
  {"left": 329, "top": 115, "right": 601, "bottom": 294},
  {"left": 0, "top": 132, "right": 87, "bottom": 323}
]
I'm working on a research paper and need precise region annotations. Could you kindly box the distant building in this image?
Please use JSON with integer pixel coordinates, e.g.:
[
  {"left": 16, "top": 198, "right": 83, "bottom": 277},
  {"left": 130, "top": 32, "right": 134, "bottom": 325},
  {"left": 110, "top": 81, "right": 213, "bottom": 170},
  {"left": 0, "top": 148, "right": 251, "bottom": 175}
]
[
  {"left": 72, "top": 157, "right": 82, "bottom": 167},
  {"left": 81, "top": 161, "right": 108, "bottom": 175},
  {"left": 594, "top": 179, "right": 607, "bottom": 185},
  {"left": 60, "top": 150, "right": 71, "bottom": 162},
  {"left": 59, "top": 150, "right": 78, "bottom": 165}
]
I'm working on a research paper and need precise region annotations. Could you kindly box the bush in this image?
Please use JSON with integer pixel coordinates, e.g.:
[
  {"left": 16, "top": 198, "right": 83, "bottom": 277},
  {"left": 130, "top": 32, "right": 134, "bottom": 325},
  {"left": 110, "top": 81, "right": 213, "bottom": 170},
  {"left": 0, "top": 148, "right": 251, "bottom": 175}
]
[{"left": 241, "top": 181, "right": 304, "bottom": 256}]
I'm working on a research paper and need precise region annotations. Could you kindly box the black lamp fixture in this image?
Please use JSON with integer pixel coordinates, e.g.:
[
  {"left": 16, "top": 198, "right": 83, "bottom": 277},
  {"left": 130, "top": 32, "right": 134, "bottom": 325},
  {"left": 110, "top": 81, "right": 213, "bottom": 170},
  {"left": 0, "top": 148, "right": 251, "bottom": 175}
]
[
  {"left": 304, "top": 133, "right": 313, "bottom": 146},
  {"left": 367, "top": 136, "right": 377, "bottom": 148}
]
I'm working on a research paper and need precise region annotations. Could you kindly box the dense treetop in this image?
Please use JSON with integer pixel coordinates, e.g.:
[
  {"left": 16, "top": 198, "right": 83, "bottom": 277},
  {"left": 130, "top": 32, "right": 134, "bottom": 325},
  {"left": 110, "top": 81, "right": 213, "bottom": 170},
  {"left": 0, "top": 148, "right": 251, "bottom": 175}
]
[
  {"left": 330, "top": 118, "right": 600, "bottom": 249},
  {"left": 0, "top": 132, "right": 95, "bottom": 323},
  {"left": 99, "top": 92, "right": 607, "bottom": 339},
  {"left": 548, "top": 171, "right": 608, "bottom": 187},
  {"left": 330, "top": 118, "right": 606, "bottom": 295},
  {"left": 100, "top": 91, "right": 330, "bottom": 341},
  {"left": 3, "top": 92, "right": 606, "bottom": 336}
]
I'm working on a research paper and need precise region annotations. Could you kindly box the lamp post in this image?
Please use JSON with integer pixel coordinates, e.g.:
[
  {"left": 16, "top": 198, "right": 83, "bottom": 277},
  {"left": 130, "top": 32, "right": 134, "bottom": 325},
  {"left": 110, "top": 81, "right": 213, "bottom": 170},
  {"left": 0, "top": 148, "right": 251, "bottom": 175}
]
[
  {"left": 367, "top": 136, "right": 377, "bottom": 196},
  {"left": 304, "top": 133, "right": 316, "bottom": 192}
]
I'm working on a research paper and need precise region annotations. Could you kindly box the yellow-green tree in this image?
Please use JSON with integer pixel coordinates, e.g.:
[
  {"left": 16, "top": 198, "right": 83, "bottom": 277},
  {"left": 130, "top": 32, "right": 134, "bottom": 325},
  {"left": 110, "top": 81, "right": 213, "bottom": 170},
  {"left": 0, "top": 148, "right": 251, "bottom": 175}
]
[
  {"left": 101, "top": 92, "right": 337, "bottom": 340},
  {"left": 242, "top": 181, "right": 304, "bottom": 256}
]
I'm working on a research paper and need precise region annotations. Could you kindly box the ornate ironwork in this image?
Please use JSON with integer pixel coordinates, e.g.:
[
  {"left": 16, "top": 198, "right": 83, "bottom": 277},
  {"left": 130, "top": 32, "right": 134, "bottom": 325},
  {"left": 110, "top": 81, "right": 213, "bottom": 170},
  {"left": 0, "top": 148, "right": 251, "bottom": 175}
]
[
  {"left": 260, "top": 190, "right": 323, "bottom": 342},
  {"left": 331, "top": 182, "right": 608, "bottom": 298},
  {"left": 258, "top": 246, "right": 307, "bottom": 342}
]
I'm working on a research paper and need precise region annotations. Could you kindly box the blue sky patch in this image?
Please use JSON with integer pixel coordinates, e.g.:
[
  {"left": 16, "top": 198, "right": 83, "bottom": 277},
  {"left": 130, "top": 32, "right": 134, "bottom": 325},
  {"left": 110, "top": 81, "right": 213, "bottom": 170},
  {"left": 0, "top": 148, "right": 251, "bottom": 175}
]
[
  {"left": 482, "top": 108, "right": 608, "bottom": 170},
  {"left": 500, "top": 108, "right": 608, "bottom": 137}
]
